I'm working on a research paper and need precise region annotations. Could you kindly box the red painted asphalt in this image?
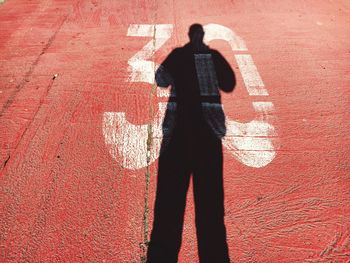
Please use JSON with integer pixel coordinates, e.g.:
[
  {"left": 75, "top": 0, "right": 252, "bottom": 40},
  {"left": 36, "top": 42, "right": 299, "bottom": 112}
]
[{"left": 1, "top": 0, "right": 350, "bottom": 262}]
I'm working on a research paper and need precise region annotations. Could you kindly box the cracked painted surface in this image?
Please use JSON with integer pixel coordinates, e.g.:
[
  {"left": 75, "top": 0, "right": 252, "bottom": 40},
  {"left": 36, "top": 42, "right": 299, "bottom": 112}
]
[{"left": 1, "top": 0, "right": 350, "bottom": 262}]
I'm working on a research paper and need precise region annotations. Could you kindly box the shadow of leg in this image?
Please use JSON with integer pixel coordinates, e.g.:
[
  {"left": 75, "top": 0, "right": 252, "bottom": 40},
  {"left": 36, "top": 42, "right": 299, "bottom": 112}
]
[
  {"left": 193, "top": 131, "right": 230, "bottom": 263},
  {"left": 147, "top": 132, "right": 191, "bottom": 263}
]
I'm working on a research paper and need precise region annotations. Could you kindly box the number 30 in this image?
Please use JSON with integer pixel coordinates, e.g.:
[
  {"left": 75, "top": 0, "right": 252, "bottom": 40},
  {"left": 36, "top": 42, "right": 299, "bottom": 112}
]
[{"left": 103, "top": 23, "right": 278, "bottom": 170}]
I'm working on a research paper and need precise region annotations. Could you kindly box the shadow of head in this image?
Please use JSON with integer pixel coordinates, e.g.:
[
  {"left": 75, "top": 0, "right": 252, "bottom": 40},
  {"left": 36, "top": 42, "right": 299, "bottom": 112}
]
[{"left": 188, "top": 23, "right": 205, "bottom": 44}]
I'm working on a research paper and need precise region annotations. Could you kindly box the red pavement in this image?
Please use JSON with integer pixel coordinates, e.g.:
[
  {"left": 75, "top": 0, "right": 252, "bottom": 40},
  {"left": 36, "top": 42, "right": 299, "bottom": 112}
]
[{"left": 1, "top": 0, "right": 350, "bottom": 262}]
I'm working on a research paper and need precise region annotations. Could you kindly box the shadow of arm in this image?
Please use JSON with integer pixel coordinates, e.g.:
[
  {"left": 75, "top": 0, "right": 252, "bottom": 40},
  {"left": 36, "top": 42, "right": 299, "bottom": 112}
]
[
  {"left": 155, "top": 49, "right": 178, "bottom": 88},
  {"left": 214, "top": 51, "right": 236, "bottom": 92},
  {"left": 155, "top": 65, "right": 173, "bottom": 87}
]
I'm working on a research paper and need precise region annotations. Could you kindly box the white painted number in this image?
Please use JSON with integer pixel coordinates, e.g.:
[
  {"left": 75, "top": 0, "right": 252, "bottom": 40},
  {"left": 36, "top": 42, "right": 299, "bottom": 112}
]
[
  {"left": 127, "top": 24, "right": 173, "bottom": 84},
  {"left": 103, "top": 23, "right": 278, "bottom": 169}
]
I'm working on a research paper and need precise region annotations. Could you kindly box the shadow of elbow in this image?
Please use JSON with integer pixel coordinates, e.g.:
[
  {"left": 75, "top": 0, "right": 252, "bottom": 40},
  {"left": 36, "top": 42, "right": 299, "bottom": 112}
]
[{"left": 220, "top": 78, "right": 236, "bottom": 92}]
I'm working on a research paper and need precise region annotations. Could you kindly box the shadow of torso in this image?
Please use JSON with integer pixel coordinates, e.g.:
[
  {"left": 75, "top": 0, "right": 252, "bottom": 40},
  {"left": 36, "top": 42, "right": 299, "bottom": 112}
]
[{"left": 158, "top": 43, "right": 235, "bottom": 153}]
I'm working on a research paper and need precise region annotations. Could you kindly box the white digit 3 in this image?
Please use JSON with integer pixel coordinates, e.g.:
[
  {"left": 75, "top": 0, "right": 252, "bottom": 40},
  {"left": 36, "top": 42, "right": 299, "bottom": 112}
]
[
  {"left": 102, "top": 23, "right": 278, "bottom": 169},
  {"left": 103, "top": 24, "right": 173, "bottom": 169}
]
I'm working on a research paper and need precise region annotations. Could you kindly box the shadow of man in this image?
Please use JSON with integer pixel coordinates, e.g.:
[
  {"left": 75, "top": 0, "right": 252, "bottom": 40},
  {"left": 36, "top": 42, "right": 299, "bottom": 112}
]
[{"left": 147, "top": 24, "right": 236, "bottom": 263}]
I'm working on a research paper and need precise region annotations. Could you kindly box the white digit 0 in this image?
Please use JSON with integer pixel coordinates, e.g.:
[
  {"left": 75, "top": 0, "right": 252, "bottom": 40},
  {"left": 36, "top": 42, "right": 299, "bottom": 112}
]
[{"left": 204, "top": 23, "right": 278, "bottom": 168}]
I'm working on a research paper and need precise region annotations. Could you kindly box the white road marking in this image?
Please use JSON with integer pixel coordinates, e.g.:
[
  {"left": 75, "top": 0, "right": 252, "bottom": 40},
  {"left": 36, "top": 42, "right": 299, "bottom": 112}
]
[
  {"left": 203, "top": 23, "right": 247, "bottom": 51},
  {"left": 102, "top": 23, "right": 279, "bottom": 169},
  {"left": 127, "top": 24, "right": 173, "bottom": 84},
  {"left": 156, "top": 88, "right": 171, "bottom": 97},
  {"left": 252, "top": 102, "right": 275, "bottom": 119},
  {"left": 103, "top": 103, "right": 169, "bottom": 170},
  {"left": 223, "top": 119, "right": 276, "bottom": 168},
  {"left": 202, "top": 26, "right": 277, "bottom": 167},
  {"left": 252, "top": 101, "right": 274, "bottom": 112},
  {"left": 235, "top": 54, "right": 269, "bottom": 96}
]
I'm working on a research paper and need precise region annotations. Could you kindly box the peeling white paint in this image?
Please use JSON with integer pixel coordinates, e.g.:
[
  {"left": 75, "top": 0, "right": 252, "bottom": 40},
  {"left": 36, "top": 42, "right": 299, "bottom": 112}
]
[
  {"left": 223, "top": 119, "right": 276, "bottom": 168},
  {"left": 103, "top": 103, "right": 171, "bottom": 170},
  {"left": 252, "top": 101, "right": 274, "bottom": 113},
  {"left": 127, "top": 24, "right": 173, "bottom": 84},
  {"left": 203, "top": 23, "right": 247, "bottom": 51},
  {"left": 157, "top": 88, "right": 171, "bottom": 97},
  {"left": 235, "top": 54, "right": 269, "bottom": 96}
]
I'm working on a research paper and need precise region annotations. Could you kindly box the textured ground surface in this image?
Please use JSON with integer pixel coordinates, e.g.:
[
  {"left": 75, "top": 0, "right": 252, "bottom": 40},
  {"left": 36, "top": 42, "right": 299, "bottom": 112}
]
[{"left": 1, "top": 0, "right": 350, "bottom": 262}]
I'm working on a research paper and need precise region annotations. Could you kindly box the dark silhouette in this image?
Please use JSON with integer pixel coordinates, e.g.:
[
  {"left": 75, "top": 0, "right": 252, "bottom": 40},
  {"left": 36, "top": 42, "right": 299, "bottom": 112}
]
[{"left": 147, "top": 24, "right": 236, "bottom": 263}]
